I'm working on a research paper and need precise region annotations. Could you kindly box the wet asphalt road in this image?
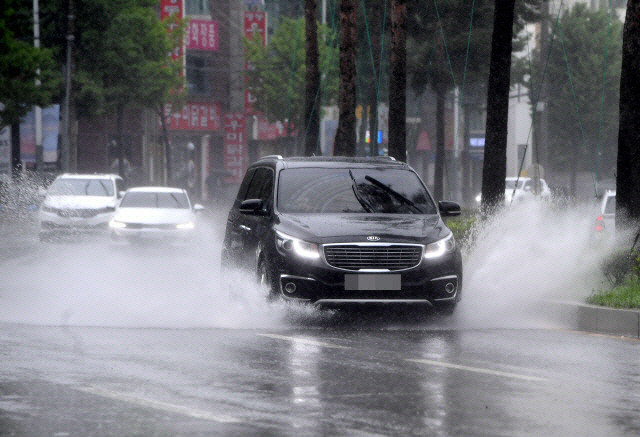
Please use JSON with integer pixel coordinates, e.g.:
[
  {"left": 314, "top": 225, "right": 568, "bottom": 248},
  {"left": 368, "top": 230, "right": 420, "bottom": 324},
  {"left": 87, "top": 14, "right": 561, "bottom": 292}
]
[
  {"left": 1, "top": 211, "right": 640, "bottom": 436},
  {"left": 2, "top": 324, "right": 640, "bottom": 436}
]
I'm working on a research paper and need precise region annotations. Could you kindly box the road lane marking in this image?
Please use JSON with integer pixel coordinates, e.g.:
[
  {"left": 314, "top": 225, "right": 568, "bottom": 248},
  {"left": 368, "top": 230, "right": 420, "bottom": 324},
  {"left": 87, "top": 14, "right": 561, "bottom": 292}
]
[
  {"left": 406, "top": 359, "right": 548, "bottom": 382},
  {"left": 257, "top": 333, "right": 351, "bottom": 349},
  {"left": 74, "top": 386, "right": 242, "bottom": 423}
]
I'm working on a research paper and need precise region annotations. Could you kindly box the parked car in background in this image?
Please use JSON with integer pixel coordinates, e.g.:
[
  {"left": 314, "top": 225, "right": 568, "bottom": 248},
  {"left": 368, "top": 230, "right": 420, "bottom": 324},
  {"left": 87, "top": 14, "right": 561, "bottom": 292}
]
[
  {"left": 109, "top": 187, "right": 203, "bottom": 242},
  {"left": 505, "top": 176, "right": 551, "bottom": 205},
  {"left": 222, "top": 155, "right": 463, "bottom": 314},
  {"left": 38, "top": 173, "right": 125, "bottom": 241},
  {"left": 594, "top": 190, "right": 616, "bottom": 236}
]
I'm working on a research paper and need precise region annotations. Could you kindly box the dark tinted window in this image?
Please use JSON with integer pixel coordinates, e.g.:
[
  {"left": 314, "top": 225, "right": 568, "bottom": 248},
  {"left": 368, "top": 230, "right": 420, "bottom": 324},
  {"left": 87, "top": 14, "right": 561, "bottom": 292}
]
[
  {"left": 277, "top": 168, "right": 437, "bottom": 214},
  {"left": 120, "top": 192, "right": 190, "bottom": 209},
  {"left": 244, "top": 167, "right": 274, "bottom": 201},
  {"left": 236, "top": 168, "right": 256, "bottom": 201}
]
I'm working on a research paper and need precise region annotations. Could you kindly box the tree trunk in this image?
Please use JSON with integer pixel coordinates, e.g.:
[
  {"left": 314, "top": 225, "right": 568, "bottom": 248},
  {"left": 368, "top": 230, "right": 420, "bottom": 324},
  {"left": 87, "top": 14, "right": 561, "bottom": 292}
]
[
  {"left": 462, "top": 104, "right": 472, "bottom": 205},
  {"left": 388, "top": 0, "right": 407, "bottom": 161},
  {"left": 368, "top": 0, "right": 383, "bottom": 157},
  {"left": 616, "top": 0, "right": 640, "bottom": 228},
  {"left": 433, "top": 88, "right": 446, "bottom": 201},
  {"left": 334, "top": 0, "right": 357, "bottom": 156},
  {"left": 11, "top": 122, "right": 21, "bottom": 178},
  {"left": 481, "top": 0, "right": 515, "bottom": 213},
  {"left": 158, "top": 104, "right": 171, "bottom": 185},
  {"left": 116, "top": 104, "right": 126, "bottom": 183},
  {"left": 304, "top": 0, "right": 321, "bottom": 156}
]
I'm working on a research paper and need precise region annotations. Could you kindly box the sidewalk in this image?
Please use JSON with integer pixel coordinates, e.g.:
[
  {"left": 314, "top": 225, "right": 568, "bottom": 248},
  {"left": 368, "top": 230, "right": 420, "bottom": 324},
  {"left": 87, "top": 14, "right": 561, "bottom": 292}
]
[{"left": 542, "top": 299, "right": 640, "bottom": 339}]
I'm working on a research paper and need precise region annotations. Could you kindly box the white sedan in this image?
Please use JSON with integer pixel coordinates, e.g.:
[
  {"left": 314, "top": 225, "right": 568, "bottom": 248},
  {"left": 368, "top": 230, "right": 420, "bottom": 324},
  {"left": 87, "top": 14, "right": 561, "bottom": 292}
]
[{"left": 109, "top": 187, "right": 204, "bottom": 242}]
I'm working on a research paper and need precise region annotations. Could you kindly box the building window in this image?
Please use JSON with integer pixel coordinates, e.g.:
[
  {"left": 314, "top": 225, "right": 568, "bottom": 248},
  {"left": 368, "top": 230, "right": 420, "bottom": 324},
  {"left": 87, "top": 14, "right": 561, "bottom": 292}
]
[
  {"left": 186, "top": 53, "right": 213, "bottom": 96},
  {"left": 186, "top": 0, "right": 210, "bottom": 16}
]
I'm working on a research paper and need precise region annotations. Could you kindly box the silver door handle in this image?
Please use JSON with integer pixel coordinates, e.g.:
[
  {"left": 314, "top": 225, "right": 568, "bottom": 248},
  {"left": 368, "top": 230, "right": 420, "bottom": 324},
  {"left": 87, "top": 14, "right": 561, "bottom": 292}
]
[{"left": 239, "top": 225, "right": 251, "bottom": 232}]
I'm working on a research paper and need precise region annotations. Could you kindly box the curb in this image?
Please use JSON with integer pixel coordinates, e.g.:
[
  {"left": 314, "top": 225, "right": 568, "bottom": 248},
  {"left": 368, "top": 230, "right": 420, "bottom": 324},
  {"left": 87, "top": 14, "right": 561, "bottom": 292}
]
[{"left": 542, "top": 299, "right": 640, "bottom": 339}]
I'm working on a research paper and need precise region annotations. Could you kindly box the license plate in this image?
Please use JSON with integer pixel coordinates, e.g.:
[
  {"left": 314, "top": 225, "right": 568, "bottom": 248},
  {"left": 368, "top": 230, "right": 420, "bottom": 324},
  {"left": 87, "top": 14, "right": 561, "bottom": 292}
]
[{"left": 344, "top": 274, "right": 401, "bottom": 291}]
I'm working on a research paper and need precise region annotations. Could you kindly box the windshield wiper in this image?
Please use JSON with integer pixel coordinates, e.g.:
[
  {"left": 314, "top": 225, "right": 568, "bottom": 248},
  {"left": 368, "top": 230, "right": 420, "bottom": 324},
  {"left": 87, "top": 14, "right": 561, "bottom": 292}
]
[
  {"left": 363, "top": 175, "right": 423, "bottom": 213},
  {"left": 349, "top": 170, "right": 374, "bottom": 213}
]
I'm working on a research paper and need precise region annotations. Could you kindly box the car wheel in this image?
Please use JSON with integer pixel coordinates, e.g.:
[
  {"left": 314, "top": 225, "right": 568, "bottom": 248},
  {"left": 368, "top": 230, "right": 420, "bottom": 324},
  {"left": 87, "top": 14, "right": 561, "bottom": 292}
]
[{"left": 258, "top": 260, "right": 279, "bottom": 302}]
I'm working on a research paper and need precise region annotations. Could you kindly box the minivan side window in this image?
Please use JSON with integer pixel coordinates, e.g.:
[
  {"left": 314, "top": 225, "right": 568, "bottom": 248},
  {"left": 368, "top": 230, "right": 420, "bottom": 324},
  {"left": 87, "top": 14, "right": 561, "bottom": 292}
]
[
  {"left": 244, "top": 167, "right": 274, "bottom": 202},
  {"left": 236, "top": 168, "right": 256, "bottom": 201}
]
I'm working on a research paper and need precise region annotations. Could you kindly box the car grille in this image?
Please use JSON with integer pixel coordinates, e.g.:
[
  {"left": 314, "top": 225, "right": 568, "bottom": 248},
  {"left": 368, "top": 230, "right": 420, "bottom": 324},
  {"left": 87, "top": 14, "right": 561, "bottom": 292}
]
[
  {"left": 124, "top": 223, "right": 176, "bottom": 230},
  {"left": 56, "top": 208, "right": 100, "bottom": 218},
  {"left": 323, "top": 244, "right": 423, "bottom": 271}
]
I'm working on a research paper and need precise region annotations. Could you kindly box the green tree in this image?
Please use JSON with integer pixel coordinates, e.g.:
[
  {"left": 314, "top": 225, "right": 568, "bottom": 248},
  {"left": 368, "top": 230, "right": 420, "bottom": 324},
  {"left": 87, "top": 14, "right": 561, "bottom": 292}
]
[
  {"left": 527, "top": 4, "right": 621, "bottom": 197},
  {"left": 98, "top": 5, "right": 184, "bottom": 179},
  {"left": 245, "top": 16, "right": 339, "bottom": 151},
  {"left": 0, "top": 2, "right": 60, "bottom": 128}
]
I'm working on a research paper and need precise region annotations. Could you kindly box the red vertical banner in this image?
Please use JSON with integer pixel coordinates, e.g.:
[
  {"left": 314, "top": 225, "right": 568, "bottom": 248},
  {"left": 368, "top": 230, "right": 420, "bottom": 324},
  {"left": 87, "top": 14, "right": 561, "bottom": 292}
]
[
  {"left": 223, "top": 113, "right": 247, "bottom": 183},
  {"left": 243, "top": 11, "right": 267, "bottom": 45},
  {"left": 160, "top": 0, "right": 184, "bottom": 61}
]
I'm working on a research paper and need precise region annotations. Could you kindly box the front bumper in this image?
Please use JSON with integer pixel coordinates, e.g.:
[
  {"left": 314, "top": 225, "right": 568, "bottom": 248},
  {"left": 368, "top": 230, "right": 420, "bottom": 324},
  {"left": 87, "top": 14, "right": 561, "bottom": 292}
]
[
  {"left": 272, "top": 250, "right": 462, "bottom": 306},
  {"left": 39, "top": 210, "right": 113, "bottom": 232},
  {"left": 111, "top": 226, "right": 194, "bottom": 241}
]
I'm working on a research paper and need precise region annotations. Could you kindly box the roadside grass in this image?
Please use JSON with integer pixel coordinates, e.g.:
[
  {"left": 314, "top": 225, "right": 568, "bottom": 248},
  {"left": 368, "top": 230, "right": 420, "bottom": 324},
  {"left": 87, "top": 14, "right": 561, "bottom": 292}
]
[
  {"left": 589, "top": 249, "right": 640, "bottom": 309},
  {"left": 587, "top": 276, "right": 640, "bottom": 309}
]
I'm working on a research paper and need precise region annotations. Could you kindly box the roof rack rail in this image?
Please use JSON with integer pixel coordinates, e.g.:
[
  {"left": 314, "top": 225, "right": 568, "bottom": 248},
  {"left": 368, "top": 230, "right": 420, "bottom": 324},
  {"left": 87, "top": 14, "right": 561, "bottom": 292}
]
[
  {"left": 370, "top": 156, "right": 396, "bottom": 161},
  {"left": 259, "top": 154, "right": 283, "bottom": 160}
]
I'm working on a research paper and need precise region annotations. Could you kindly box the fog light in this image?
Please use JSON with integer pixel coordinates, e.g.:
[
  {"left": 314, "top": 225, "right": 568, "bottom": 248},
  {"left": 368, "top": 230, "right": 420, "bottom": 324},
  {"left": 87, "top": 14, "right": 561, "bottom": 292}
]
[
  {"left": 445, "top": 282, "right": 456, "bottom": 294},
  {"left": 284, "top": 282, "right": 297, "bottom": 294}
]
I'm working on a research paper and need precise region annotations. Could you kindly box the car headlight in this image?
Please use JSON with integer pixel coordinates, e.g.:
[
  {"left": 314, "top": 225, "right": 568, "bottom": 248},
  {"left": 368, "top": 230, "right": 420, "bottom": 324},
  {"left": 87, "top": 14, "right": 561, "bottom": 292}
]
[
  {"left": 276, "top": 231, "right": 320, "bottom": 259},
  {"left": 176, "top": 221, "right": 195, "bottom": 230},
  {"left": 424, "top": 233, "right": 455, "bottom": 259},
  {"left": 109, "top": 219, "right": 126, "bottom": 229}
]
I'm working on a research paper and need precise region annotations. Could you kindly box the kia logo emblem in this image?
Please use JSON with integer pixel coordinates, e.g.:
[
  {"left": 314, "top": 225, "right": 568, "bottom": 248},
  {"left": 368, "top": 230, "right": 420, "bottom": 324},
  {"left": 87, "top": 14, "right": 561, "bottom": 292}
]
[{"left": 367, "top": 236, "right": 381, "bottom": 241}]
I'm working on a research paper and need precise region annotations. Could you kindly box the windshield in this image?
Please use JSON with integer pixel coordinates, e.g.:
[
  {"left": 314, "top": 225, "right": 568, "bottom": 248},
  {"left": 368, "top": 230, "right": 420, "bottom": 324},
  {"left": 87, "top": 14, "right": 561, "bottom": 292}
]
[
  {"left": 505, "top": 179, "right": 524, "bottom": 190},
  {"left": 277, "top": 168, "right": 437, "bottom": 214},
  {"left": 48, "top": 178, "right": 114, "bottom": 196},
  {"left": 120, "top": 191, "right": 190, "bottom": 209}
]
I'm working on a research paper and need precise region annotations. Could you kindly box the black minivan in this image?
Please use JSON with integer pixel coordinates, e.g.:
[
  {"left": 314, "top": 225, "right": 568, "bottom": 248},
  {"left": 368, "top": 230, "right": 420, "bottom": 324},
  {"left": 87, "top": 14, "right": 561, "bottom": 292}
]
[{"left": 222, "top": 156, "right": 463, "bottom": 312}]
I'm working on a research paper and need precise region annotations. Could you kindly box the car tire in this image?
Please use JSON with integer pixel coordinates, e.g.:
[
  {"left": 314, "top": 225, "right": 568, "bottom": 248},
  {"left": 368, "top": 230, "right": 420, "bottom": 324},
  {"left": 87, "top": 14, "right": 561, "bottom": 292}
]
[{"left": 258, "top": 259, "right": 279, "bottom": 302}]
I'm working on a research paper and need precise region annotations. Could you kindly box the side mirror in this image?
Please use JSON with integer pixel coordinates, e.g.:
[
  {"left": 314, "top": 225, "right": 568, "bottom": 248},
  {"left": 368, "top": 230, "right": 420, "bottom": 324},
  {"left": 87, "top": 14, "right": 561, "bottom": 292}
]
[
  {"left": 193, "top": 203, "right": 205, "bottom": 212},
  {"left": 239, "top": 198, "right": 268, "bottom": 216},
  {"left": 118, "top": 191, "right": 126, "bottom": 199},
  {"left": 438, "top": 201, "right": 461, "bottom": 217}
]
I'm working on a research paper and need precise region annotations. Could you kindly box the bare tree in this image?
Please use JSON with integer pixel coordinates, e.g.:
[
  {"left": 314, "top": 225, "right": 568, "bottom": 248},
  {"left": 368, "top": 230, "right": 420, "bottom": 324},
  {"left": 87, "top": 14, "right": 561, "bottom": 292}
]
[{"left": 334, "top": 0, "right": 358, "bottom": 156}]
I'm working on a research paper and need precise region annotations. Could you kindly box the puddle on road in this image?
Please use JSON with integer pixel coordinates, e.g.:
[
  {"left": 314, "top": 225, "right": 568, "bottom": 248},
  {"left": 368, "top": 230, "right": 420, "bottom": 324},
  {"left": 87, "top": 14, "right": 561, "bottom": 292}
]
[{"left": 0, "top": 200, "right": 618, "bottom": 330}]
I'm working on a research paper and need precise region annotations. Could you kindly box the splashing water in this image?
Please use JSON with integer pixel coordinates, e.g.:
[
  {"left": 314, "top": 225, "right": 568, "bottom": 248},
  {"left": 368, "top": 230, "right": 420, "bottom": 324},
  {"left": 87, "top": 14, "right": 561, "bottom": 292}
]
[
  {"left": 0, "top": 180, "right": 618, "bottom": 330},
  {"left": 455, "top": 200, "right": 616, "bottom": 328}
]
